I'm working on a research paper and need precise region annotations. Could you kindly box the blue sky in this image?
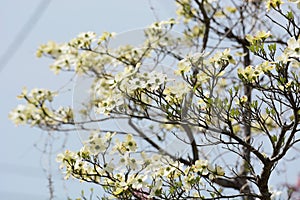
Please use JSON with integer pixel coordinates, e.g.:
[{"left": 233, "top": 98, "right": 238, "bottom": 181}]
[
  {"left": 1, "top": 0, "right": 300, "bottom": 199},
  {"left": 0, "top": 0, "right": 174, "bottom": 199}
]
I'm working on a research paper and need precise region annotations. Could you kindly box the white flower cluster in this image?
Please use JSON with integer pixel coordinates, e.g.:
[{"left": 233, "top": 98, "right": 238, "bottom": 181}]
[
  {"left": 56, "top": 132, "right": 225, "bottom": 198},
  {"left": 9, "top": 88, "right": 73, "bottom": 127},
  {"left": 237, "top": 65, "right": 263, "bottom": 83},
  {"left": 36, "top": 32, "right": 116, "bottom": 75},
  {"left": 93, "top": 63, "right": 172, "bottom": 115},
  {"left": 69, "top": 31, "right": 97, "bottom": 49},
  {"left": 238, "top": 36, "right": 300, "bottom": 85}
]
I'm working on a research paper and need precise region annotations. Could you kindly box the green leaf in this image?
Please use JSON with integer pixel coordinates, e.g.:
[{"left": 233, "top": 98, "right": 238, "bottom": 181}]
[
  {"left": 266, "top": 107, "right": 270, "bottom": 115},
  {"left": 286, "top": 11, "right": 294, "bottom": 20},
  {"left": 251, "top": 100, "right": 258, "bottom": 109},
  {"left": 234, "top": 85, "right": 240, "bottom": 92},
  {"left": 272, "top": 135, "right": 277, "bottom": 142},
  {"left": 268, "top": 44, "right": 276, "bottom": 52}
]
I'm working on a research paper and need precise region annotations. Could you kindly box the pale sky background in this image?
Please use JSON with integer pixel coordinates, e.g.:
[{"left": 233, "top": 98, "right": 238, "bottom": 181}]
[{"left": 0, "top": 1, "right": 299, "bottom": 199}]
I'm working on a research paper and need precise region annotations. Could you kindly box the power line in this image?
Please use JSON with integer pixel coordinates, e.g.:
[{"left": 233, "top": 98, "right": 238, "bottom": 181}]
[{"left": 0, "top": 0, "right": 52, "bottom": 72}]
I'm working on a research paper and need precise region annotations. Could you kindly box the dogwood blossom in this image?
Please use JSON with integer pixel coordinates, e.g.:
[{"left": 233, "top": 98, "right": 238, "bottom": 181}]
[
  {"left": 54, "top": 131, "right": 225, "bottom": 198},
  {"left": 12, "top": 1, "right": 300, "bottom": 198}
]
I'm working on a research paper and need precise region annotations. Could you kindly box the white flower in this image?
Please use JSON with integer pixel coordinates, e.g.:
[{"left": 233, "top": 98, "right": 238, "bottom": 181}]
[
  {"left": 163, "top": 81, "right": 191, "bottom": 102},
  {"left": 128, "top": 78, "right": 147, "bottom": 90},
  {"left": 132, "top": 175, "right": 148, "bottom": 189},
  {"left": 175, "top": 61, "right": 191, "bottom": 75},
  {"left": 146, "top": 71, "right": 167, "bottom": 90},
  {"left": 124, "top": 134, "right": 137, "bottom": 152},
  {"left": 286, "top": 37, "right": 300, "bottom": 58}
]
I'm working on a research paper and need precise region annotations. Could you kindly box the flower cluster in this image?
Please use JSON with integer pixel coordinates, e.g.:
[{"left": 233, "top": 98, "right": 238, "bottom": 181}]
[
  {"left": 175, "top": 49, "right": 234, "bottom": 82},
  {"left": 163, "top": 82, "right": 191, "bottom": 103},
  {"left": 143, "top": 18, "right": 180, "bottom": 51},
  {"left": 36, "top": 32, "right": 116, "bottom": 75},
  {"left": 56, "top": 131, "right": 225, "bottom": 199},
  {"left": 93, "top": 64, "right": 169, "bottom": 115},
  {"left": 94, "top": 76, "right": 125, "bottom": 115},
  {"left": 9, "top": 88, "right": 73, "bottom": 127},
  {"left": 209, "top": 48, "right": 236, "bottom": 70},
  {"left": 69, "top": 31, "right": 97, "bottom": 49},
  {"left": 237, "top": 65, "right": 263, "bottom": 83},
  {"left": 246, "top": 30, "right": 271, "bottom": 45},
  {"left": 36, "top": 41, "right": 76, "bottom": 59}
]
